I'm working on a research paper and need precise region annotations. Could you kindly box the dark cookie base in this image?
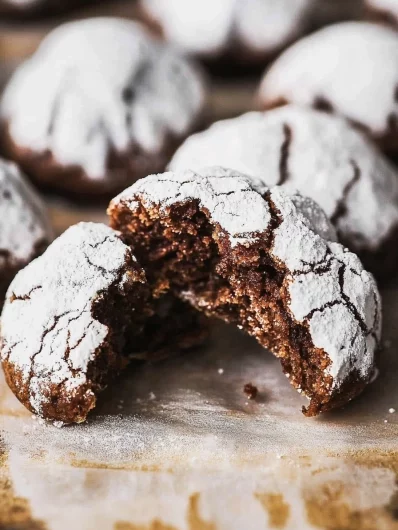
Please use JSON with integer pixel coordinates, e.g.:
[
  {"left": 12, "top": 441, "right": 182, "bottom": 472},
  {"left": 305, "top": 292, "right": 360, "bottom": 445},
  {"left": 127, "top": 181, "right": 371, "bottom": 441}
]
[
  {"left": 0, "top": 123, "right": 187, "bottom": 200},
  {"left": 109, "top": 194, "right": 369, "bottom": 416}
]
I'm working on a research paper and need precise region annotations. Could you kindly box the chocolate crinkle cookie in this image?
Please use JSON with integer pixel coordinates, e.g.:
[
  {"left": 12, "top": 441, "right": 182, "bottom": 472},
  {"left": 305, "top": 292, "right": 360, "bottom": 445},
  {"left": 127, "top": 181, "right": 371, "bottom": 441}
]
[
  {"left": 139, "top": 0, "right": 315, "bottom": 63},
  {"left": 0, "top": 18, "right": 206, "bottom": 198},
  {"left": 170, "top": 106, "right": 398, "bottom": 280},
  {"left": 0, "top": 158, "right": 52, "bottom": 308},
  {"left": 0, "top": 222, "right": 206, "bottom": 424},
  {"left": 366, "top": 0, "right": 398, "bottom": 27},
  {"left": 108, "top": 167, "right": 382, "bottom": 417},
  {"left": 258, "top": 22, "right": 398, "bottom": 156}
]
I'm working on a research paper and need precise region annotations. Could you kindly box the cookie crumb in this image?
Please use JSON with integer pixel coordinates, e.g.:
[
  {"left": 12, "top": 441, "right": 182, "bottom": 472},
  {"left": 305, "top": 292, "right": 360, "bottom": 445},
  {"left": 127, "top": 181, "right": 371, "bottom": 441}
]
[
  {"left": 149, "top": 392, "right": 156, "bottom": 401},
  {"left": 218, "top": 368, "right": 224, "bottom": 375},
  {"left": 389, "top": 408, "right": 395, "bottom": 413},
  {"left": 243, "top": 383, "right": 258, "bottom": 400}
]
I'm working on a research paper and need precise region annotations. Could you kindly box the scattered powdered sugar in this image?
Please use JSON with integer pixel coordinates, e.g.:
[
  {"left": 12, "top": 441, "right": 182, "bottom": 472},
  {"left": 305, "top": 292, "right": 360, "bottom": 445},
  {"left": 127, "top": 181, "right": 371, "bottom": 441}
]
[
  {"left": 170, "top": 106, "right": 398, "bottom": 252},
  {"left": 259, "top": 22, "right": 398, "bottom": 138},
  {"left": 112, "top": 167, "right": 381, "bottom": 391},
  {"left": 0, "top": 222, "right": 142, "bottom": 416},
  {"left": 0, "top": 158, "right": 52, "bottom": 264},
  {"left": 0, "top": 17, "right": 205, "bottom": 181},
  {"left": 141, "top": 0, "right": 314, "bottom": 56}
]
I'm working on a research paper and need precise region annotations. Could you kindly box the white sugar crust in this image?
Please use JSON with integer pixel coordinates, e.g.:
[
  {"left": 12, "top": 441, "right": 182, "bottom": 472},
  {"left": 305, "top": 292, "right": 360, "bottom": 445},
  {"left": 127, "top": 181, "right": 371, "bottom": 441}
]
[
  {"left": 111, "top": 167, "right": 381, "bottom": 392},
  {"left": 169, "top": 106, "right": 398, "bottom": 252},
  {"left": 0, "top": 17, "right": 205, "bottom": 181},
  {"left": 141, "top": 0, "right": 314, "bottom": 56},
  {"left": 0, "top": 222, "right": 142, "bottom": 416},
  {"left": 0, "top": 158, "right": 52, "bottom": 266},
  {"left": 258, "top": 22, "right": 398, "bottom": 138}
]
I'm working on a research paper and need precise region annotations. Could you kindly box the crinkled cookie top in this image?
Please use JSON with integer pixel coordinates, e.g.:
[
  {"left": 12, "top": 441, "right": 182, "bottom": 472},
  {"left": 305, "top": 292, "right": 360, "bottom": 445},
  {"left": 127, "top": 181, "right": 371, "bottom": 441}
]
[
  {"left": 1, "top": 17, "right": 205, "bottom": 181},
  {"left": 112, "top": 167, "right": 381, "bottom": 390}
]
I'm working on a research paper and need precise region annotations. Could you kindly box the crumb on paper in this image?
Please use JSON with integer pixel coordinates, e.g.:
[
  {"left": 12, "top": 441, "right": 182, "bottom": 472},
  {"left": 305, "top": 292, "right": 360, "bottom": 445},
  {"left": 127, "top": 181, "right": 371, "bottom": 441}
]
[
  {"left": 384, "top": 419, "right": 388, "bottom": 423},
  {"left": 389, "top": 408, "right": 395, "bottom": 413},
  {"left": 218, "top": 368, "right": 224, "bottom": 374},
  {"left": 53, "top": 420, "right": 64, "bottom": 429},
  {"left": 244, "top": 383, "right": 258, "bottom": 400}
]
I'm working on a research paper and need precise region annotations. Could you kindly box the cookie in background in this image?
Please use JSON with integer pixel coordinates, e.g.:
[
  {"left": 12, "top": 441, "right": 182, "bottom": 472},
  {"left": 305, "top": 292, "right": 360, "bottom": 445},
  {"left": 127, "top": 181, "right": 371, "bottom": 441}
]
[
  {"left": 170, "top": 105, "right": 398, "bottom": 282},
  {"left": 258, "top": 22, "right": 398, "bottom": 157},
  {"left": 0, "top": 17, "right": 206, "bottom": 198},
  {"left": 0, "top": 158, "right": 52, "bottom": 307},
  {"left": 138, "top": 0, "right": 315, "bottom": 65}
]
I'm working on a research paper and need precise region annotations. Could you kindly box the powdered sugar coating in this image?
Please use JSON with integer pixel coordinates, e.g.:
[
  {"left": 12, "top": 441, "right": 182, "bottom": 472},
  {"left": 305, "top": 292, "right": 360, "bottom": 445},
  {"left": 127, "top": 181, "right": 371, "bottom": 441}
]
[
  {"left": 258, "top": 22, "right": 398, "bottom": 140},
  {"left": 0, "top": 18, "right": 205, "bottom": 182},
  {"left": 141, "top": 0, "right": 314, "bottom": 57},
  {"left": 0, "top": 222, "right": 143, "bottom": 417},
  {"left": 0, "top": 158, "right": 52, "bottom": 266},
  {"left": 111, "top": 167, "right": 381, "bottom": 391},
  {"left": 170, "top": 106, "right": 398, "bottom": 253}
]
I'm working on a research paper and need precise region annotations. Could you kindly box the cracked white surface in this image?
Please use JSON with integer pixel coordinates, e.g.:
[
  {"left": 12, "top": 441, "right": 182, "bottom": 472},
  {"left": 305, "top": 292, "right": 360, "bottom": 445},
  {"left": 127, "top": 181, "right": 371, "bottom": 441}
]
[
  {"left": 0, "top": 17, "right": 205, "bottom": 181},
  {"left": 0, "top": 158, "right": 52, "bottom": 265},
  {"left": 258, "top": 22, "right": 398, "bottom": 140},
  {"left": 0, "top": 222, "right": 142, "bottom": 416},
  {"left": 141, "top": 0, "right": 314, "bottom": 57},
  {"left": 111, "top": 167, "right": 381, "bottom": 391},
  {"left": 170, "top": 106, "right": 398, "bottom": 252}
]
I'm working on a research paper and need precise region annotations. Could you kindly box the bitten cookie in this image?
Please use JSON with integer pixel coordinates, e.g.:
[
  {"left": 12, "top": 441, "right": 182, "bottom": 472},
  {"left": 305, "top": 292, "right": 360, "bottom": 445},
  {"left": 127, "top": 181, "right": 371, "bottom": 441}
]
[
  {"left": 0, "top": 158, "right": 52, "bottom": 307},
  {"left": 170, "top": 106, "right": 398, "bottom": 280},
  {"left": 366, "top": 0, "right": 398, "bottom": 27},
  {"left": 258, "top": 22, "right": 398, "bottom": 155},
  {"left": 1, "top": 222, "right": 206, "bottom": 424},
  {"left": 0, "top": 18, "right": 206, "bottom": 197},
  {"left": 109, "top": 167, "right": 382, "bottom": 417},
  {"left": 139, "top": 0, "right": 314, "bottom": 63}
]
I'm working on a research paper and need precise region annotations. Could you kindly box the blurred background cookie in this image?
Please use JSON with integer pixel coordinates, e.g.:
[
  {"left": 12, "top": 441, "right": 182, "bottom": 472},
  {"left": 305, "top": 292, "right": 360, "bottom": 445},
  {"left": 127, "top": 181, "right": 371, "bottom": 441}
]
[
  {"left": 258, "top": 22, "right": 398, "bottom": 157},
  {"left": 139, "top": 0, "right": 315, "bottom": 65},
  {"left": 170, "top": 105, "right": 398, "bottom": 280},
  {"left": 0, "top": 17, "right": 206, "bottom": 198},
  {"left": 0, "top": 158, "right": 52, "bottom": 307}
]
